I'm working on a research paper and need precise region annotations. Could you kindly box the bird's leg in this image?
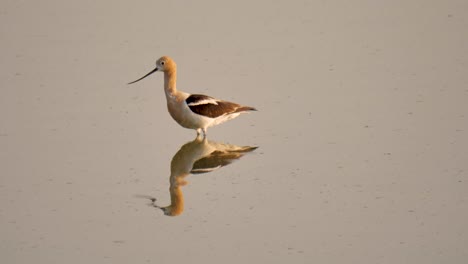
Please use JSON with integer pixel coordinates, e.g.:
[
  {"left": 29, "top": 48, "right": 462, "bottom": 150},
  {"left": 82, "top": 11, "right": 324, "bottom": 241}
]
[
  {"left": 195, "top": 128, "right": 207, "bottom": 139},
  {"left": 195, "top": 128, "right": 205, "bottom": 140}
]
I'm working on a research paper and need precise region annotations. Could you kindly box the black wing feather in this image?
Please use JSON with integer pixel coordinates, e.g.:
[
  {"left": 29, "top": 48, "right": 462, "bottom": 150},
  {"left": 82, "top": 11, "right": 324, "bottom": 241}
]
[{"left": 186, "top": 94, "right": 240, "bottom": 118}]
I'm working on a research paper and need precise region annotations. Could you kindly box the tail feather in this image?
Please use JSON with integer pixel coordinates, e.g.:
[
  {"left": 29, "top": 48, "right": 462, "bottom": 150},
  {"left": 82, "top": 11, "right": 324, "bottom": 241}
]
[{"left": 235, "top": 106, "right": 257, "bottom": 113}]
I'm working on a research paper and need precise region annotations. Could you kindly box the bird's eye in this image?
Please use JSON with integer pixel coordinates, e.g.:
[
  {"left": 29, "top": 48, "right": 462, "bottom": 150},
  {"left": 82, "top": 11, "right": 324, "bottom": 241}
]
[{"left": 161, "top": 61, "right": 165, "bottom": 65}]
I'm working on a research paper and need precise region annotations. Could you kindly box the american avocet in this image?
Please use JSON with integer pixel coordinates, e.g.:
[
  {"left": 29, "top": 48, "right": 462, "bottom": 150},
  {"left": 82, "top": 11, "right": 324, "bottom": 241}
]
[
  {"left": 137, "top": 136, "right": 257, "bottom": 216},
  {"left": 128, "top": 56, "right": 256, "bottom": 137}
]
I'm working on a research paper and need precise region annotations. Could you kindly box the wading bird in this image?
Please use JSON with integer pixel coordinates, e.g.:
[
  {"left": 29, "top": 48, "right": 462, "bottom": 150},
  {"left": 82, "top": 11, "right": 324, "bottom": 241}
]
[{"left": 128, "top": 56, "right": 256, "bottom": 137}]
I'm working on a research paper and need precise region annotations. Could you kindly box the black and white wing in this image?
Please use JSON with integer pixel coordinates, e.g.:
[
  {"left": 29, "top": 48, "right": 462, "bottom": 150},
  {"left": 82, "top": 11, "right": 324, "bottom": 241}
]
[{"left": 186, "top": 94, "right": 256, "bottom": 118}]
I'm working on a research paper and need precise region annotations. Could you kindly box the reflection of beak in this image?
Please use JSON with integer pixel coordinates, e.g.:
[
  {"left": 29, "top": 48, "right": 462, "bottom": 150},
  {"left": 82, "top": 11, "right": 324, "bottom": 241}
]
[{"left": 128, "top": 67, "right": 158, "bottom": 84}]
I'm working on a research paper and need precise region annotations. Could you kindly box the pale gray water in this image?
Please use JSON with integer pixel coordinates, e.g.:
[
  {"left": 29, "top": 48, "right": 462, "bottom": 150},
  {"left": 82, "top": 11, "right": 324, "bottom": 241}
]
[{"left": 1, "top": 1, "right": 468, "bottom": 263}]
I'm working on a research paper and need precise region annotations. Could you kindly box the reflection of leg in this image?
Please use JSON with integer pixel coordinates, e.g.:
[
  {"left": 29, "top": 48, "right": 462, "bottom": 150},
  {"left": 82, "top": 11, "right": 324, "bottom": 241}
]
[{"left": 195, "top": 133, "right": 204, "bottom": 141}]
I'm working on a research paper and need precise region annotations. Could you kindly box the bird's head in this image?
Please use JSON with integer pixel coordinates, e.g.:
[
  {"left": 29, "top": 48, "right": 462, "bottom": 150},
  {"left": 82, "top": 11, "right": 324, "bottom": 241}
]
[{"left": 128, "top": 55, "right": 176, "bottom": 84}]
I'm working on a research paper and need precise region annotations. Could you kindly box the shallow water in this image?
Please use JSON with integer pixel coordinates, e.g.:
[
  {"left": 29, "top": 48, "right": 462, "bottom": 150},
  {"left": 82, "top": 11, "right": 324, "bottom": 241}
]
[{"left": 1, "top": 1, "right": 468, "bottom": 263}]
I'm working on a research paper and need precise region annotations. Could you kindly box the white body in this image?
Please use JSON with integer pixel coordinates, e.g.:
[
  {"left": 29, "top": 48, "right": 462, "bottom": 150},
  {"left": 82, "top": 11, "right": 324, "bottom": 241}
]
[{"left": 165, "top": 89, "right": 241, "bottom": 130}]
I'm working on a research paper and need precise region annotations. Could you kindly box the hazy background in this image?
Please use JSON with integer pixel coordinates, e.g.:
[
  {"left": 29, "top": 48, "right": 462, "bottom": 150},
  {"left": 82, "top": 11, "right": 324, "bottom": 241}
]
[{"left": 1, "top": 0, "right": 467, "bottom": 263}]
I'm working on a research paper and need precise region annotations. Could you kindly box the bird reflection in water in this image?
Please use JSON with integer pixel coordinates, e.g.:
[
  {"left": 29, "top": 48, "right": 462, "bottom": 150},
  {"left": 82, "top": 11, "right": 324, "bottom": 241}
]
[{"left": 139, "top": 136, "right": 257, "bottom": 216}]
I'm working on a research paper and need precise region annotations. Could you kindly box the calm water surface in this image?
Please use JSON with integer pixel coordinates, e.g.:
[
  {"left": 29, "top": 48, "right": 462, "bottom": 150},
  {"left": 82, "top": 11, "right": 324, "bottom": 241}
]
[{"left": 1, "top": 1, "right": 467, "bottom": 263}]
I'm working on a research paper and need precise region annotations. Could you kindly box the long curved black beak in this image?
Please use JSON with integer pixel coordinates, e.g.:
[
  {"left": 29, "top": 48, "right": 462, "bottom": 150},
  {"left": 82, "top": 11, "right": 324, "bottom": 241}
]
[{"left": 128, "top": 67, "right": 158, "bottom": 84}]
